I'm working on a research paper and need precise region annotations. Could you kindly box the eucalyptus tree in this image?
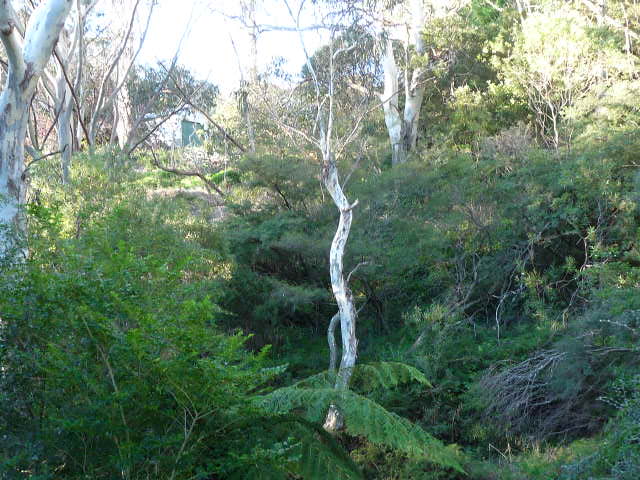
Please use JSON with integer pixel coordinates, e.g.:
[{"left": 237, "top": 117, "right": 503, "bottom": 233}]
[
  {"left": 276, "top": 0, "right": 375, "bottom": 432},
  {"left": 52, "top": 0, "right": 93, "bottom": 182},
  {"left": 345, "top": 0, "right": 461, "bottom": 165},
  {"left": 111, "top": 0, "right": 138, "bottom": 149},
  {"left": 379, "top": 0, "right": 428, "bottom": 165},
  {"left": 0, "top": 0, "right": 73, "bottom": 255},
  {"left": 9, "top": 1, "right": 95, "bottom": 183}
]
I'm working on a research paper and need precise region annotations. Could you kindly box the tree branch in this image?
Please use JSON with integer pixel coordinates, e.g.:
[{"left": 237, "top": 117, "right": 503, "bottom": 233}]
[
  {"left": 149, "top": 147, "right": 226, "bottom": 200},
  {"left": 159, "top": 63, "right": 247, "bottom": 153}
]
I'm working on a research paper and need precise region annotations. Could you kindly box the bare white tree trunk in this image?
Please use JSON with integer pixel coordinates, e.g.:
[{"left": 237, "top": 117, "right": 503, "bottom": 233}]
[
  {"left": 0, "top": 0, "right": 73, "bottom": 255},
  {"left": 403, "top": 0, "right": 427, "bottom": 151},
  {"left": 379, "top": 0, "right": 427, "bottom": 166},
  {"left": 327, "top": 312, "right": 339, "bottom": 372},
  {"left": 0, "top": 88, "right": 29, "bottom": 255},
  {"left": 114, "top": 80, "right": 132, "bottom": 150},
  {"left": 321, "top": 148, "right": 358, "bottom": 432},
  {"left": 56, "top": 69, "right": 74, "bottom": 182},
  {"left": 113, "top": 0, "right": 135, "bottom": 150},
  {"left": 325, "top": 154, "right": 358, "bottom": 389},
  {"left": 380, "top": 36, "right": 405, "bottom": 166},
  {"left": 282, "top": 0, "right": 363, "bottom": 432}
]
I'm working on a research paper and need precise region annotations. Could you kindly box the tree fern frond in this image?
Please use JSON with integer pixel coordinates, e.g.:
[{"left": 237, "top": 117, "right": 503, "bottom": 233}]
[
  {"left": 280, "top": 416, "right": 364, "bottom": 480},
  {"left": 291, "top": 361, "right": 431, "bottom": 393},
  {"left": 291, "top": 370, "right": 335, "bottom": 389},
  {"left": 349, "top": 362, "right": 431, "bottom": 393},
  {"left": 259, "top": 387, "right": 464, "bottom": 473}
]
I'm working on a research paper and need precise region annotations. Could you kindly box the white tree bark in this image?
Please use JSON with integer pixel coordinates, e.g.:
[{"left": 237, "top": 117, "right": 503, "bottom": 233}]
[
  {"left": 112, "top": 0, "right": 135, "bottom": 150},
  {"left": 403, "top": 0, "right": 427, "bottom": 151},
  {"left": 282, "top": 0, "right": 362, "bottom": 432},
  {"left": 321, "top": 145, "right": 359, "bottom": 432},
  {"left": 378, "top": 0, "right": 427, "bottom": 166},
  {"left": 327, "top": 311, "right": 339, "bottom": 372},
  {"left": 54, "top": 21, "right": 80, "bottom": 183},
  {"left": 56, "top": 70, "right": 74, "bottom": 182},
  {"left": 0, "top": 0, "right": 73, "bottom": 256},
  {"left": 380, "top": 36, "right": 405, "bottom": 166},
  {"left": 324, "top": 152, "right": 358, "bottom": 389}
]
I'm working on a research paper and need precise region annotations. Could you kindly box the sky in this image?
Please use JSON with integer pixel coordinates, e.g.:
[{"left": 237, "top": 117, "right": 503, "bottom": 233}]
[{"left": 137, "top": 0, "right": 329, "bottom": 94}]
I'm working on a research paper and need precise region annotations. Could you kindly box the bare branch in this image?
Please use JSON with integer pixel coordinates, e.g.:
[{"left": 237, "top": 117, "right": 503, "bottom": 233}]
[
  {"left": 158, "top": 64, "right": 247, "bottom": 153},
  {"left": 88, "top": 0, "right": 144, "bottom": 141},
  {"left": 346, "top": 261, "right": 369, "bottom": 284},
  {"left": 149, "top": 147, "right": 226, "bottom": 201},
  {"left": 22, "top": 145, "right": 67, "bottom": 179}
]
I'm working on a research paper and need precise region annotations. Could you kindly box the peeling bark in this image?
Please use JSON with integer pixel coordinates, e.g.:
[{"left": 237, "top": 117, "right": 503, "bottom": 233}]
[
  {"left": 322, "top": 148, "right": 359, "bottom": 432},
  {"left": 379, "top": 0, "right": 428, "bottom": 166},
  {"left": 327, "top": 312, "right": 339, "bottom": 372},
  {"left": 0, "top": 0, "right": 73, "bottom": 255}
]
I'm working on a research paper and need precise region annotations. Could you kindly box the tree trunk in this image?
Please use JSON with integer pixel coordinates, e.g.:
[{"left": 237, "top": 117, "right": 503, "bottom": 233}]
[
  {"left": 56, "top": 72, "right": 73, "bottom": 183},
  {"left": 0, "top": 90, "right": 29, "bottom": 256},
  {"left": 322, "top": 150, "right": 358, "bottom": 432},
  {"left": 0, "top": 0, "right": 73, "bottom": 256},
  {"left": 391, "top": 140, "right": 407, "bottom": 166},
  {"left": 379, "top": 0, "right": 427, "bottom": 166},
  {"left": 327, "top": 312, "right": 339, "bottom": 372},
  {"left": 114, "top": 45, "right": 133, "bottom": 150},
  {"left": 403, "top": 0, "right": 427, "bottom": 152},
  {"left": 380, "top": 37, "right": 407, "bottom": 166},
  {"left": 403, "top": 70, "right": 426, "bottom": 152}
]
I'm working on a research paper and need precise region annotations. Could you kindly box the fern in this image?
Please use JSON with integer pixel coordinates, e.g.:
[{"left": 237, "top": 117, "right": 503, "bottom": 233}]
[
  {"left": 284, "top": 417, "right": 364, "bottom": 480},
  {"left": 259, "top": 362, "right": 464, "bottom": 475},
  {"left": 240, "top": 415, "right": 364, "bottom": 480},
  {"left": 292, "top": 361, "right": 431, "bottom": 393},
  {"left": 350, "top": 362, "right": 431, "bottom": 393}
]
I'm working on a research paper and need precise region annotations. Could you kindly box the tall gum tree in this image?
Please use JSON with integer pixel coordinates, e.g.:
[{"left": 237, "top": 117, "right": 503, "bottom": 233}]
[
  {"left": 373, "top": 0, "right": 454, "bottom": 165},
  {"left": 379, "top": 0, "right": 427, "bottom": 166},
  {"left": 281, "top": 0, "right": 367, "bottom": 432},
  {"left": 112, "top": 0, "right": 137, "bottom": 150},
  {"left": 0, "top": 0, "right": 73, "bottom": 255}
]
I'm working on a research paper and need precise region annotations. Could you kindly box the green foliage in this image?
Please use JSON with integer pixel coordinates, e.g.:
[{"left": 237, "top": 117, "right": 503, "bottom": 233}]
[
  {"left": 128, "top": 62, "right": 219, "bottom": 137},
  {"left": 493, "top": 3, "right": 635, "bottom": 146},
  {"left": 260, "top": 362, "right": 464, "bottom": 474},
  {"left": 293, "top": 362, "right": 431, "bottom": 393},
  {"left": 7, "top": 1, "right": 640, "bottom": 477},
  {"left": 560, "top": 376, "right": 640, "bottom": 479},
  {"left": 0, "top": 169, "right": 279, "bottom": 478},
  {"left": 2, "top": 157, "right": 467, "bottom": 478},
  {"left": 277, "top": 416, "right": 365, "bottom": 480}
]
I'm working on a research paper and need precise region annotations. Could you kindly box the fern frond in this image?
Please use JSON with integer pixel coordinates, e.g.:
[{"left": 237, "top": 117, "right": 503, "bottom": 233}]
[
  {"left": 259, "top": 387, "right": 464, "bottom": 473},
  {"left": 291, "top": 370, "right": 335, "bottom": 388},
  {"left": 350, "top": 362, "right": 431, "bottom": 393},
  {"left": 281, "top": 416, "right": 364, "bottom": 480},
  {"left": 291, "top": 361, "right": 431, "bottom": 393}
]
